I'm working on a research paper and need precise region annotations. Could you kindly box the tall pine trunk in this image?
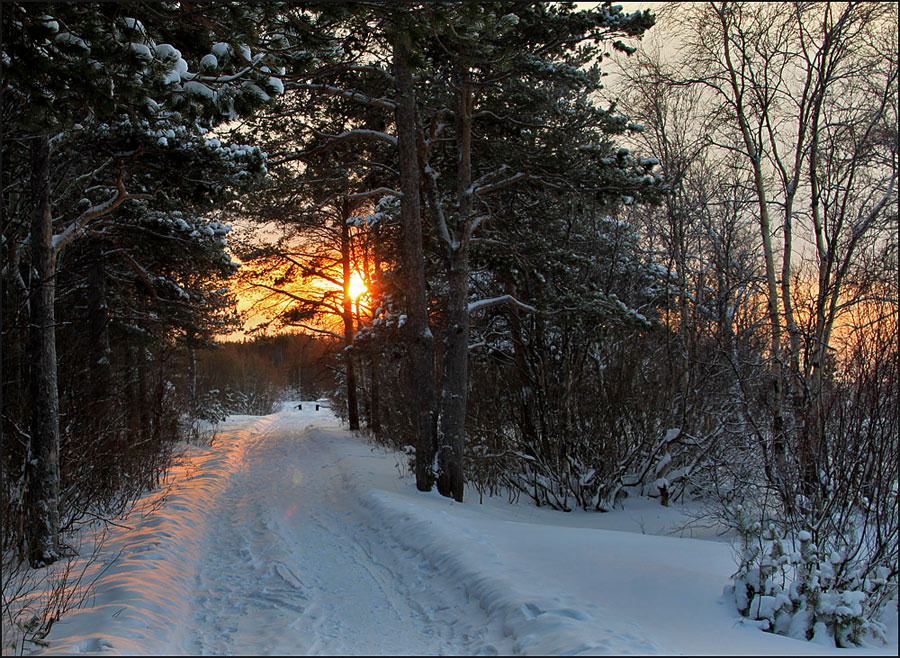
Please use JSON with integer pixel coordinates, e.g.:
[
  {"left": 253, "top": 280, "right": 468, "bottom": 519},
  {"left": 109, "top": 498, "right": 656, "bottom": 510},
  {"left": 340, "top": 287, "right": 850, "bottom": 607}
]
[
  {"left": 340, "top": 200, "right": 360, "bottom": 431},
  {"left": 436, "top": 62, "right": 473, "bottom": 502},
  {"left": 25, "top": 133, "right": 61, "bottom": 567},
  {"left": 394, "top": 30, "right": 436, "bottom": 491},
  {"left": 437, "top": 250, "right": 468, "bottom": 501},
  {"left": 87, "top": 239, "right": 113, "bottom": 403},
  {"left": 367, "top": 256, "right": 382, "bottom": 434},
  {"left": 368, "top": 359, "right": 381, "bottom": 434}
]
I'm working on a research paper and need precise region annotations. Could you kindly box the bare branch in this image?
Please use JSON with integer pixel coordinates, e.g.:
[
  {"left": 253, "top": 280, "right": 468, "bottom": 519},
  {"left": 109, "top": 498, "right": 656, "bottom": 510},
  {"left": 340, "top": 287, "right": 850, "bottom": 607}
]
[
  {"left": 285, "top": 82, "right": 396, "bottom": 110},
  {"left": 51, "top": 164, "right": 152, "bottom": 256}
]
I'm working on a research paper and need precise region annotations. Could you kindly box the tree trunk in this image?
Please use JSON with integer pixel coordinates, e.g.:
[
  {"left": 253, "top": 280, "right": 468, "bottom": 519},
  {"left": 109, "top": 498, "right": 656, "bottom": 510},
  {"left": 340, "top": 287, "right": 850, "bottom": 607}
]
[
  {"left": 367, "top": 253, "right": 382, "bottom": 434},
  {"left": 25, "top": 133, "right": 61, "bottom": 567},
  {"left": 340, "top": 201, "right": 360, "bottom": 431},
  {"left": 368, "top": 358, "right": 381, "bottom": 434},
  {"left": 131, "top": 345, "right": 150, "bottom": 445},
  {"left": 124, "top": 345, "right": 138, "bottom": 437},
  {"left": 437, "top": 62, "right": 473, "bottom": 502},
  {"left": 188, "top": 344, "right": 197, "bottom": 416},
  {"left": 437, "top": 250, "right": 468, "bottom": 501},
  {"left": 716, "top": 11, "right": 790, "bottom": 506},
  {"left": 394, "top": 29, "right": 436, "bottom": 491},
  {"left": 87, "top": 239, "right": 113, "bottom": 403}
]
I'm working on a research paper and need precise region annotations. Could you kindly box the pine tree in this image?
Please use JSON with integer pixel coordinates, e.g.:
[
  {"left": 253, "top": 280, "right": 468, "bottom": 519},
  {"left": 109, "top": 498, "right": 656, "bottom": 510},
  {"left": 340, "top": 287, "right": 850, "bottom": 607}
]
[
  {"left": 2, "top": 1, "right": 284, "bottom": 566},
  {"left": 406, "top": 2, "right": 657, "bottom": 500},
  {"left": 220, "top": 2, "right": 658, "bottom": 500},
  {"left": 230, "top": 81, "right": 395, "bottom": 432}
]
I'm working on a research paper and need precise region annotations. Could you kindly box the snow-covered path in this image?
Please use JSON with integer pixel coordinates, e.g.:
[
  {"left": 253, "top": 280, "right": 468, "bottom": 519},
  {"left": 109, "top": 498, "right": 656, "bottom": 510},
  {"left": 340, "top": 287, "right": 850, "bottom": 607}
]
[
  {"left": 33, "top": 403, "right": 895, "bottom": 656},
  {"left": 185, "top": 410, "right": 508, "bottom": 655}
]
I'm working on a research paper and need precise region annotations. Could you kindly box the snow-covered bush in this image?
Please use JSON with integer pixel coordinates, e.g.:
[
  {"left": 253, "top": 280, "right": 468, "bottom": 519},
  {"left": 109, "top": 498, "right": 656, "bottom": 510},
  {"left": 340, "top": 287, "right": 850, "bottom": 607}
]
[
  {"left": 187, "top": 388, "right": 232, "bottom": 444},
  {"left": 719, "top": 305, "right": 899, "bottom": 649},
  {"left": 187, "top": 385, "right": 284, "bottom": 444},
  {"left": 209, "top": 387, "right": 278, "bottom": 418},
  {"left": 727, "top": 506, "right": 896, "bottom": 647}
]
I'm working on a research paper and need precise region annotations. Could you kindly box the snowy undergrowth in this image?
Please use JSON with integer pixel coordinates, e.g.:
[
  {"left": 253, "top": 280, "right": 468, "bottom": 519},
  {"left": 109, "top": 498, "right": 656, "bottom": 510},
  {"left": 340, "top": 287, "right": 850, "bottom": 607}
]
[
  {"left": 334, "top": 434, "right": 898, "bottom": 656},
  {"left": 728, "top": 511, "right": 896, "bottom": 648}
]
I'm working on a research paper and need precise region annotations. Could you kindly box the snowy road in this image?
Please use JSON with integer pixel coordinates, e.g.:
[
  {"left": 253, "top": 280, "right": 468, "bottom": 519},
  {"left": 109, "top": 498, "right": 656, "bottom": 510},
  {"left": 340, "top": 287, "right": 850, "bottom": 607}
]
[
  {"left": 34, "top": 404, "right": 896, "bottom": 656},
  {"left": 184, "top": 408, "right": 510, "bottom": 656}
]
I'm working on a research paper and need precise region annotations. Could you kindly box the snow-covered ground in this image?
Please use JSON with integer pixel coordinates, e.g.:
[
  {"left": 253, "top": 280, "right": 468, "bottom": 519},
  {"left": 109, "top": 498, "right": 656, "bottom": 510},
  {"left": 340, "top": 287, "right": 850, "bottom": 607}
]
[{"left": 25, "top": 403, "right": 897, "bottom": 655}]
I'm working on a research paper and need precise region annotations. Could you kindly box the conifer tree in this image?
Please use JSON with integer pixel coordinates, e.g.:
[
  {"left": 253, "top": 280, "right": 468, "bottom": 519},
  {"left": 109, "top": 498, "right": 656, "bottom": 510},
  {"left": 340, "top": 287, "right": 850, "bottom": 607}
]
[
  {"left": 409, "top": 2, "right": 657, "bottom": 500},
  {"left": 2, "top": 1, "right": 284, "bottom": 565},
  {"left": 220, "top": 2, "right": 658, "bottom": 499}
]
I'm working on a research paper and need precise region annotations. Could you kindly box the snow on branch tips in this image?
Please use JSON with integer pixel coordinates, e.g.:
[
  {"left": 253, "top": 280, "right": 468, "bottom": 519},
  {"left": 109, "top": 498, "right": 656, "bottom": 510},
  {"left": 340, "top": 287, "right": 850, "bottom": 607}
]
[{"left": 468, "top": 295, "right": 537, "bottom": 315}]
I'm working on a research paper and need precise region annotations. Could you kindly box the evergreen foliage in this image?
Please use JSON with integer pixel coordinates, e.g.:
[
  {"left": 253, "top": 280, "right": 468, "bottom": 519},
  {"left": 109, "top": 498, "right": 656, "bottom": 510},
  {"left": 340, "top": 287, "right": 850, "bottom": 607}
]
[{"left": 2, "top": 0, "right": 284, "bottom": 571}]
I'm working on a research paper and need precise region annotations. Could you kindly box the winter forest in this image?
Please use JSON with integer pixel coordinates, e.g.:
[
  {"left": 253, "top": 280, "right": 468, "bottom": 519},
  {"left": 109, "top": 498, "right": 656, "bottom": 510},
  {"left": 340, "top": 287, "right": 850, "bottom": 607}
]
[{"left": 1, "top": 2, "right": 897, "bottom": 655}]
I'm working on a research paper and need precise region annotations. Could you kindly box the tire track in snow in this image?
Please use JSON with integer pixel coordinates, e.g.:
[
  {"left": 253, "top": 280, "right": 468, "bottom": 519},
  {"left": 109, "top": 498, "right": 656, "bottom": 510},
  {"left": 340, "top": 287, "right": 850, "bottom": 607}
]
[{"left": 185, "top": 408, "right": 510, "bottom": 655}]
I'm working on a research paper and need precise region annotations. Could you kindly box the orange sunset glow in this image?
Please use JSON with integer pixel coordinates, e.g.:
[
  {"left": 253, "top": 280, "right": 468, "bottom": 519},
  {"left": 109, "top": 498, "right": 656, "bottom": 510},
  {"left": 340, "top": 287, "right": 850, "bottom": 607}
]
[{"left": 228, "top": 244, "right": 376, "bottom": 341}]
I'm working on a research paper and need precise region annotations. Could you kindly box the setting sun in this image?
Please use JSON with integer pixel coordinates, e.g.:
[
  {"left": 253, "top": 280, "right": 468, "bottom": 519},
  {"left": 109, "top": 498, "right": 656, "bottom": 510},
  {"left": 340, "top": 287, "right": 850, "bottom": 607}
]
[{"left": 348, "top": 271, "right": 367, "bottom": 300}]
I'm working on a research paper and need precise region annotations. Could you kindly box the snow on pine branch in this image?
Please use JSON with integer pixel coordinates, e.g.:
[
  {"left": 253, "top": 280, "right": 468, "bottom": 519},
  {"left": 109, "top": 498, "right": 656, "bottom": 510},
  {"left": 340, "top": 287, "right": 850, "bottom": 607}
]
[
  {"left": 312, "top": 128, "right": 398, "bottom": 147},
  {"left": 343, "top": 187, "right": 403, "bottom": 201},
  {"left": 468, "top": 295, "right": 537, "bottom": 314},
  {"left": 277, "top": 128, "right": 398, "bottom": 164}
]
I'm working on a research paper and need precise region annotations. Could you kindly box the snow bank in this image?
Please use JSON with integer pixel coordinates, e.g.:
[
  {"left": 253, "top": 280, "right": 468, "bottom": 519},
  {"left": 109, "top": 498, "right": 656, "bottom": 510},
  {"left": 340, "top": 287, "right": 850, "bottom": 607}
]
[
  {"left": 33, "top": 417, "right": 271, "bottom": 655},
  {"left": 361, "top": 490, "right": 658, "bottom": 655},
  {"left": 338, "top": 448, "right": 897, "bottom": 656}
]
